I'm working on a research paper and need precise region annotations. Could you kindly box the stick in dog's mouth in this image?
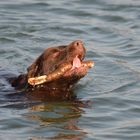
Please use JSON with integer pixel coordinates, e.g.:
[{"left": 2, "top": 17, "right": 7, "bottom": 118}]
[{"left": 28, "top": 59, "right": 94, "bottom": 86}]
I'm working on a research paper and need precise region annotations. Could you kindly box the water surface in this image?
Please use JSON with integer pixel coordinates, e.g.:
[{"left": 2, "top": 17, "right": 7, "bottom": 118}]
[{"left": 0, "top": 0, "right": 140, "bottom": 139}]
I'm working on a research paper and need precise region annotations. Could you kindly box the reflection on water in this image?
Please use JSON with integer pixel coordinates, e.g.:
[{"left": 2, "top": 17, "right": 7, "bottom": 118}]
[{"left": 26, "top": 102, "right": 87, "bottom": 139}]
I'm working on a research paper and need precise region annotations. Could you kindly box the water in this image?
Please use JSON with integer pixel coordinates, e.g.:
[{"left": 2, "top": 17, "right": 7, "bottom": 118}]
[{"left": 0, "top": 0, "right": 140, "bottom": 139}]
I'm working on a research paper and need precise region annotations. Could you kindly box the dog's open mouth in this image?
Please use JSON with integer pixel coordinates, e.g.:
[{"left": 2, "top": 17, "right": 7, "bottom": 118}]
[{"left": 28, "top": 56, "right": 94, "bottom": 86}]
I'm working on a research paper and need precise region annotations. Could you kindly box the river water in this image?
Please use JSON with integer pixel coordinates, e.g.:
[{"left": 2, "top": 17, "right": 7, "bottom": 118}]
[{"left": 0, "top": 0, "right": 140, "bottom": 140}]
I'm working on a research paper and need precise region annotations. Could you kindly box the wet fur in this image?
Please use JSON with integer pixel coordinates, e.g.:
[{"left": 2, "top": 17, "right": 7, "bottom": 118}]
[{"left": 11, "top": 40, "right": 86, "bottom": 101}]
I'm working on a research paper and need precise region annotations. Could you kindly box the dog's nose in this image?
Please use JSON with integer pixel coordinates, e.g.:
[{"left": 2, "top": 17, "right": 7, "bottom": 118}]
[{"left": 73, "top": 40, "right": 84, "bottom": 47}]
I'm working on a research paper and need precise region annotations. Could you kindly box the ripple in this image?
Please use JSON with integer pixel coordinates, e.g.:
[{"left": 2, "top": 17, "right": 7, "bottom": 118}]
[
  {"left": 109, "top": 81, "right": 138, "bottom": 94},
  {"left": 0, "top": 37, "right": 15, "bottom": 43},
  {"left": 0, "top": 2, "right": 50, "bottom": 10},
  {"left": 102, "top": 15, "right": 128, "bottom": 23},
  {"left": 12, "top": 32, "right": 34, "bottom": 39}
]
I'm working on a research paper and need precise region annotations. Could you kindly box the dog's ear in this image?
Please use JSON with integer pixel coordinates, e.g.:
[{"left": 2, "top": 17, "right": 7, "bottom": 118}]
[
  {"left": 10, "top": 74, "right": 27, "bottom": 88},
  {"left": 27, "top": 54, "right": 43, "bottom": 78}
]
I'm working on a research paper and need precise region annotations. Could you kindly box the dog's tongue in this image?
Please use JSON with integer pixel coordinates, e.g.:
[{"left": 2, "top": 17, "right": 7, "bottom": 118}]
[{"left": 72, "top": 56, "right": 81, "bottom": 69}]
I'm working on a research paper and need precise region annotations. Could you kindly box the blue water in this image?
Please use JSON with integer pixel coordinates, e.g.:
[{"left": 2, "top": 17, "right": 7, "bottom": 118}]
[{"left": 0, "top": 0, "right": 140, "bottom": 139}]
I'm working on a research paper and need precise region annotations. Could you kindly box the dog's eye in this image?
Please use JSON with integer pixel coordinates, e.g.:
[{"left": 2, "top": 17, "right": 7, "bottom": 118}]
[{"left": 49, "top": 49, "right": 60, "bottom": 57}]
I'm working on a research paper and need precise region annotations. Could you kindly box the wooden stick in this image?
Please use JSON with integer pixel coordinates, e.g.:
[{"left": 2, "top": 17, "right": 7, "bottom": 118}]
[{"left": 28, "top": 61, "right": 94, "bottom": 86}]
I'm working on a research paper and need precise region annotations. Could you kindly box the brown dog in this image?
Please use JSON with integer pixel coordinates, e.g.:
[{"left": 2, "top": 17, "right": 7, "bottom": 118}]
[{"left": 11, "top": 40, "right": 94, "bottom": 101}]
